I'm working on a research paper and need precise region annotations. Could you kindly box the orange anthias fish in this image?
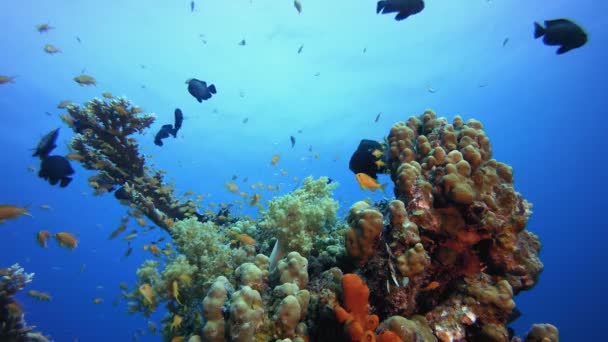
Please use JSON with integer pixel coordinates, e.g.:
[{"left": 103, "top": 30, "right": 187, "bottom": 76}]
[
  {"left": 421, "top": 281, "right": 440, "bottom": 292},
  {"left": 0, "top": 205, "right": 31, "bottom": 223},
  {"left": 43, "top": 44, "right": 61, "bottom": 54},
  {"left": 236, "top": 233, "right": 255, "bottom": 246},
  {"left": 270, "top": 154, "right": 280, "bottom": 166},
  {"left": 355, "top": 173, "right": 386, "bottom": 193},
  {"left": 27, "top": 290, "right": 52, "bottom": 301},
  {"left": 36, "top": 230, "right": 51, "bottom": 248},
  {"left": 55, "top": 232, "right": 78, "bottom": 249}
]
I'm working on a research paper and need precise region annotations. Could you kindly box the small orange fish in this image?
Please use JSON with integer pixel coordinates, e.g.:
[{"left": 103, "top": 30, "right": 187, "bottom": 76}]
[
  {"left": 74, "top": 75, "right": 96, "bottom": 86},
  {"left": 136, "top": 218, "right": 147, "bottom": 227},
  {"left": 102, "top": 92, "right": 113, "bottom": 99},
  {"left": 93, "top": 298, "right": 104, "bottom": 304},
  {"left": 236, "top": 233, "right": 256, "bottom": 246},
  {"left": 43, "top": 44, "right": 61, "bottom": 54},
  {"left": 0, "top": 205, "right": 31, "bottom": 222},
  {"left": 271, "top": 154, "right": 280, "bottom": 166},
  {"left": 55, "top": 232, "right": 78, "bottom": 249},
  {"left": 27, "top": 290, "right": 52, "bottom": 301},
  {"left": 225, "top": 182, "right": 239, "bottom": 193},
  {"left": 421, "top": 281, "right": 440, "bottom": 292},
  {"left": 0, "top": 75, "right": 16, "bottom": 84},
  {"left": 355, "top": 173, "right": 386, "bottom": 193},
  {"left": 36, "top": 230, "right": 51, "bottom": 248},
  {"left": 249, "top": 193, "right": 261, "bottom": 206},
  {"left": 139, "top": 283, "right": 156, "bottom": 306},
  {"left": 149, "top": 245, "right": 161, "bottom": 256}
]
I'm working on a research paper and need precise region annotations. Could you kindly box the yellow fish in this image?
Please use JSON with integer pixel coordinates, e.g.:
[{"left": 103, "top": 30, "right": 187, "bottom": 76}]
[{"left": 355, "top": 173, "right": 386, "bottom": 193}]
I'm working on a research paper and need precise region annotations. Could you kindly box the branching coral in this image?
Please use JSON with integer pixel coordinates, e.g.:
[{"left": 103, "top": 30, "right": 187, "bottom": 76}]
[
  {"left": 64, "top": 96, "right": 211, "bottom": 231},
  {"left": 0, "top": 264, "right": 49, "bottom": 342}
]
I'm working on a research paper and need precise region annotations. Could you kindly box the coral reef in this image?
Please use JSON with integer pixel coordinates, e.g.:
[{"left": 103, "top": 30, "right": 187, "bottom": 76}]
[
  {"left": 0, "top": 264, "right": 49, "bottom": 342},
  {"left": 119, "top": 110, "right": 556, "bottom": 342}
]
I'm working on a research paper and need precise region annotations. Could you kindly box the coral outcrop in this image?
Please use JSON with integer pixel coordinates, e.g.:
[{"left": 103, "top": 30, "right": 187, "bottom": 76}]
[
  {"left": 0, "top": 264, "right": 49, "bottom": 342},
  {"left": 118, "top": 109, "right": 556, "bottom": 342}
]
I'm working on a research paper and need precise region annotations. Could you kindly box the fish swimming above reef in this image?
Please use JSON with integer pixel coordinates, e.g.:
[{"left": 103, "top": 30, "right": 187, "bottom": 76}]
[
  {"left": 190, "top": 1, "right": 195, "bottom": 12},
  {"left": 32, "top": 128, "right": 60, "bottom": 159},
  {"left": 186, "top": 78, "right": 216, "bottom": 102},
  {"left": 349, "top": 139, "right": 387, "bottom": 179},
  {"left": 43, "top": 44, "right": 61, "bottom": 54},
  {"left": 376, "top": 0, "right": 424, "bottom": 21},
  {"left": 154, "top": 108, "right": 184, "bottom": 146},
  {"left": 0, "top": 75, "right": 16, "bottom": 84},
  {"left": 36, "top": 23, "right": 54, "bottom": 33},
  {"left": 74, "top": 74, "right": 96, "bottom": 86},
  {"left": 290, "top": 135, "right": 296, "bottom": 148},
  {"left": 38, "top": 155, "right": 74, "bottom": 187},
  {"left": 534, "top": 19, "right": 587, "bottom": 54}
]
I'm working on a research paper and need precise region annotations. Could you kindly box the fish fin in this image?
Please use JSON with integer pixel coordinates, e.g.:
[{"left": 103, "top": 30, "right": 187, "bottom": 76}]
[
  {"left": 197, "top": 97, "right": 202, "bottom": 103},
  {"left": 376, "top": 1, "right": 385, "bottom": 14},
  {"left": 208, "top": 84, "right": 217, "bottom": 94},
  {"left": 534, "top": 22, "right": 544, "bottom": 39},
  {"left": 49, "top": 178, "right": 59, "bottom": 186},
  {"left": 60, "top": 177, "right": 72, "bottom": 188},
  {"left": 395, "top": 11, "right": 410, "bottom": 21},
  {"left": 556, "top": 46, "right": 571, "bottom": 55},
  {"left": 380, "top": 183, "right": 388, "bottom": 194}
]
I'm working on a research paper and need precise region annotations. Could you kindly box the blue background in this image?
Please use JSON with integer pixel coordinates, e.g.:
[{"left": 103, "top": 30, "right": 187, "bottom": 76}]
[{"left": 0, "top": 0, "right": 605, "bottom": 340}]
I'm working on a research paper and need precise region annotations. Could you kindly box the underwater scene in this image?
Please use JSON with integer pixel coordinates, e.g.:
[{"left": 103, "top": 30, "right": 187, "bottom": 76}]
[{"left": 0, "top": 0, "right": 605, "bottom": 341}]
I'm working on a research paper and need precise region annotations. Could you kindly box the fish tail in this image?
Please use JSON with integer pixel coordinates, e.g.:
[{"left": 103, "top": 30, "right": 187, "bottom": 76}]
[
  {"left": 534, "top": 22, "right": 545, "bottom": 39},
  {"left": 208, "top": 84, "right": 217, "bottom": 94},
  {"left": 380, "top": 183, "right": 388, "bottom": 194}
]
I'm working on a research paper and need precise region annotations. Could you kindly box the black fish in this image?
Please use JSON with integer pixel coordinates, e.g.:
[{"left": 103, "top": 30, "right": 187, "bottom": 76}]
[
  {"left": 33, "top": 128, "right": 60, "bottom": 159},
  {"left": 290, "top": 136, "right": 296, "bottom": 148},
  {"left": 114, "top": 186, "right": 129, "bottom": 200},
  {"left": 187, "top": 78, "right": 217, "bottom": 102},
  {"left": 502, "top": 37, "right": 509, "bottom": 47},
  {"left": 297, "top": 45, "right": 303, "bottom": 54},
  {"left": 154, "top": 124, "right": 174, "bottom": 146},
  {"left": 242, "top": 117, "right": 249, "bottom": 124},
  {"left": 190, "top": 1, "right": 195, "bottom": 12},
  {"left": 76, "top": 36, "right": 81, "bottom": 43},
  {"left": 173, "top": 108, "right": 183, "bottom": 136},
  {"left": 238, "top": 39, "right": 246, "bottom": 46},
  {"left": 349, "top": 139, "right": 384, "bottom": 179},
  {"left": 375, "top": 112, "right": 381, "bottom": 123},
  {"left": 534, "top": 19, "right": 587, "bottom": 54},
  {"left": 377, "top": 0, "right": 424, "bottom": 21},
  {"left": 38, "top": 155, "right": 74, "bottom": 187},
  {"left": 154, "top": 108, "right": 183, "bottom": 146}
]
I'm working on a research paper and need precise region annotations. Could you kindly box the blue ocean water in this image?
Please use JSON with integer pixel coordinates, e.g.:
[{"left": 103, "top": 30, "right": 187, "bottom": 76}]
[{"left": 0, "top": 0, "right": 605, "bottom": 341}]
